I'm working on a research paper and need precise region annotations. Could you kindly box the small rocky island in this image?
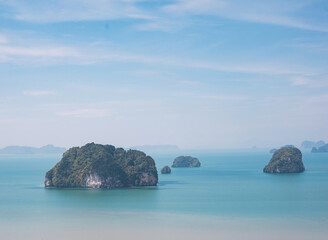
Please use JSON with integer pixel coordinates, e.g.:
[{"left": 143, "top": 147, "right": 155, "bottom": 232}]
[
  {"left": 172, "top": 156, "right": 201, "bottom": 167},
  {"left": 161, "top": 166, "right": 171, "bottom": 174},
  {"left": 263, "top": 147, "right": 305, "bottom": 173},
  {"left": 45, "top": 143, "right": 158, "bottom": 188}
]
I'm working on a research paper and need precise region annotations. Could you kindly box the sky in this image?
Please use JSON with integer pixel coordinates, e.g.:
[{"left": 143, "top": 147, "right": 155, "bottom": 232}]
[{"left": 0, "top": 0, "right": 327, "bottom": 149}]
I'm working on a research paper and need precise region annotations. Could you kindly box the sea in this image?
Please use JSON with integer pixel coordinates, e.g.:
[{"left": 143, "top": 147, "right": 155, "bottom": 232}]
[{"left": 0, "top": 150, "right": 327, "bottom": 240}]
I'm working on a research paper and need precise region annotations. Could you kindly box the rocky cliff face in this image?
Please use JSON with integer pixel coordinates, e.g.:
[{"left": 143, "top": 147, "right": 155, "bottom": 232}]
[
  {"left": 263, "top": 147, "right": 305, "bottom": 173},
  {"left": 82, "top": 173, "right": 103, "bottom": 188},
  {"left": 45, "top": 143, "right": 158, "bottom": 188},
  {"left": 172, "top": 156, "right": 201, "bottom": 167}
]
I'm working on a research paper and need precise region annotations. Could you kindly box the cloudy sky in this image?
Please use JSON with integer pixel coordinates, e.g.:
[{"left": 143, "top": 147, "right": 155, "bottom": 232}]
[{"left": 0, "top": 0, "right": 327, "bottom": 149}]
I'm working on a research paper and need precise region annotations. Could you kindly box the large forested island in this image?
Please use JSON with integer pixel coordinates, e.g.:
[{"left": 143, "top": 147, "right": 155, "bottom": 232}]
[
  {"left": 45, "top": 143, "right": 158, "bottom": 188},
  {"left": 263, "top": 147, "right": 305, "bottom": 173},
  {"left": 172, "top": 156, "right": 201, "bottom": 167}
]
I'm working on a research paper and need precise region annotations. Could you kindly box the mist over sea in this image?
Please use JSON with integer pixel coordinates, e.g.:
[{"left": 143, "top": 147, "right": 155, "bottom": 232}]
[{"left": 1, "top": 150, "right": 327, "bottom": 240}]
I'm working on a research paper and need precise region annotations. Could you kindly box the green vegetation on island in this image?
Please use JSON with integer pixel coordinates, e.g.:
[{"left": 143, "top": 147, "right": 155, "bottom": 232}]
[
  {"left": 161, "top": 166, "right": 171, "bottom": 174},
  {"left": 45, "top": 143, "right": 158, "bottom": 188},
  {"left": 264, "top": 147, "right": 305, "bottom": 173},
  {"left": 172, "top": 156, "right": 201, "bottom": 168},
  {"left": 311, "top": 144, "right": 328, "bottom": 153},
  {"left": 269, "top": 145, "right": 295, "bottom": 154}
]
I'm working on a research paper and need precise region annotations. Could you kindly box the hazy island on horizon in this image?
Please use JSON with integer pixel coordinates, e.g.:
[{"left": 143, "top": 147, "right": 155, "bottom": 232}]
[
  {"left": 0, "top": 144, "right": 66, "bottom": 155},
  {"left": 129, "top": 144, "right": 180, "bottom": 153},
  {"left": 301, "top": 140, "right": 325, "bottom": 149},
  {"left": 311, "top": 144, "right": 328, "bottom": 153}
]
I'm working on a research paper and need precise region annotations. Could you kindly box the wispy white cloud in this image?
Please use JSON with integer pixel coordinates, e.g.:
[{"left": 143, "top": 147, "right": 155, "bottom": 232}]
[
  {"left": 0, "top": 39, "right": 313, "bottom": 76},
  {"left": 1, "top": 0, "right": 327, "bottom": 32},
  {"left": 305, "top": 94, "right": 328, "bottom": 104},
  {"left": 178, "top": 59, "right": 308, "bottom": 75},
  {"left": 23, "top": 90, "right": 55, "bottom": 96},
  {"left": 134, "top": 18, "right": 187, "bottom": 32},
  {"left": 235, "top": 13, "right": 328, "bottom": 32},
  {"left": 162, "top": 0, "right": 328, "bottom": 32},
  {"left": 163, "top": 0, "right": 227, "bottom": 15},
  {"left": 0, "top": 31, "right": 317, "bottom": 78},
  {"left": 202, "top": 94, "right": 248, "bottom": 101},
  {"left": 178, "top": 80, "right": 200, "bottom": 86},
  {"left": 290, "top": 76, "right": 310, "bottom": 86},
  {"left": 0, "top": 45, "right": 79, "bottom": 57},
  {"left": 2, "top": 0, "right": 151, "bottom": 23},
  {"left": 289, "top": 75, "right": 328, "bottom": 88},
  {"left": 291, "top": 43, "right": 328, "bottom": 53},
  {"left": 80, "top": 49, "right": 311, "bottom": 75},
  {"left": 126, "top": 13, "right": 156, "bottom": 20},
  {"left": 0, "top": 33, "right": 81, "bottom": 64},
  {"left": 0, "top": 34, "right": 8, "bottom": 44},
  {"left": 56, "top": 109, "right": 110, "bottom": 118}
]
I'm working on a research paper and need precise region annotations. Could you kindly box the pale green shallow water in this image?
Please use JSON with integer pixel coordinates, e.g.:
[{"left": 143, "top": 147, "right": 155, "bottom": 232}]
[{"left": 0, "top": 150, "right": 327, "bottom": 239}]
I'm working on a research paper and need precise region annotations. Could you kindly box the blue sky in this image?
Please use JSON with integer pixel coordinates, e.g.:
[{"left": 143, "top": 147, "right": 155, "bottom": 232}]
[{"left": 0, "top": 0, "right": 327, "bottom": 149}]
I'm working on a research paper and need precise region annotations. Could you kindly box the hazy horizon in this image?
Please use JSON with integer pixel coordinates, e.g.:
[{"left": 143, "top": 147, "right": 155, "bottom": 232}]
[
  {"left": 1, "top": 0, "right": 327, "bottom": 149},
  {"left": 0, "top": 141, "right": 325, "bottom": 151}
]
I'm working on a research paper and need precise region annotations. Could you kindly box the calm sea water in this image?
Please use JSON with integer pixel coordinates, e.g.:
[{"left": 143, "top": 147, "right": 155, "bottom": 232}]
[{"left": 0, "top": 150, "right": 327, "bottom": 239}]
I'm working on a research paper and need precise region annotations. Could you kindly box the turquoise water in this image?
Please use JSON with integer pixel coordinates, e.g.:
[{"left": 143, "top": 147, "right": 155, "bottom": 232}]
[{"left": 1, "top": 151, "right": 328, "bottom": 239}]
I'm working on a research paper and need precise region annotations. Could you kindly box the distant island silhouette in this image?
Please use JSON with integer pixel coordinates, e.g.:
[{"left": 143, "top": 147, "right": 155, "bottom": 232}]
[
  {"left": 129, "top": 145, "right": 179, "bottom": 152},
  {"left": 301, "top": 140, "right": 325, "bottom": 149},
  {"left": 0, "top": 144, "right": 66, "bottom": 154},
  {"left": 311, "top": 144, "right": 328, "bottom": 153}
]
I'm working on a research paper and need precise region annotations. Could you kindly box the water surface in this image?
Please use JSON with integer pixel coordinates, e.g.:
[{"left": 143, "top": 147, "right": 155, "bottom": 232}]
[{"left": 0, "top": 150, "right": 327, "bottom": 239}]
